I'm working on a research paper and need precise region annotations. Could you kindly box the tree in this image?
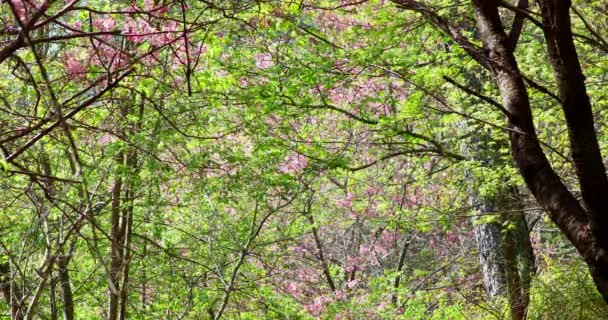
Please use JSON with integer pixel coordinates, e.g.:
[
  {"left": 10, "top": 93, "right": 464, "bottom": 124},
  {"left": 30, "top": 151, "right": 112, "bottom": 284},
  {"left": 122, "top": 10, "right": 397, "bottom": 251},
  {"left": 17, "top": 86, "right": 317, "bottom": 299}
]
[
  {"left": 465, "top": 135, "right": 535, "bottom": 319},
  {"left": 1, "top": 0, "right": 608, "bottom": 318},
  {"left": 393, "top": 0, "right": 608, "bottom": 302}
]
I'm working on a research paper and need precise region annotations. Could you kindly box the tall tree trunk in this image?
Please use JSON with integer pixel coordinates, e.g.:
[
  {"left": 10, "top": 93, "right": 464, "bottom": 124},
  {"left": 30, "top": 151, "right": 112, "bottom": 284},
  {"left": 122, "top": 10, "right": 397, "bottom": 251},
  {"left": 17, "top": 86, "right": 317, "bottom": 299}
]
[
  {"left": 392, "top": 234, "right": 412, "bottom": 305},
  {"left": 502, "top": 212, "right": 535, "bottom": 320},
  {"left": 49, "top": 277, "right": 58, "bottom": 320},
  {"left": 461, "top": 115, "right": 534, "bottom": 316},
  {"left": 471, "top": 0, "right": 608, "bottom": 302},
  {"left": 108, "top": 171, "right": 123, "bottom": 320},
  {"left": 472, "top": 192, "right": 535, "bottom": 320},
  {"left": 56, "top": 255, "right": 73, "bottom": 320},
  {"left": 393, "top": 0, "right": 608, "bottom": 302},
  {"left": 119, "top": 183, "right": 135, "bottom": 320},
  {"left": 111, "top": 92, "right": 142, "bottom": 319},
  {"left": 537, "top": 0, "right": 608, "bottom": 300},
  {"left": 474, "top": 218, "right": 505, "bottom": 299},
  {"left": 304, "top": 195, "right": 336, "bottom": 292},
  {"left": 0, "top": 262, "right": 22, "bottom": 320}
]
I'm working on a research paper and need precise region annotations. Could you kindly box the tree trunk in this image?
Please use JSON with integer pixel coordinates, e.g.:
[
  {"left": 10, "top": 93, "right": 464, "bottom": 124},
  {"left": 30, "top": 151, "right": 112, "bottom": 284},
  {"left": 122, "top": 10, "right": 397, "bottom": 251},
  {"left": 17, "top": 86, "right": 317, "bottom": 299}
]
[
  {"left": 393, "top": 0, "right": 608, "bottom": 302},
  {"left": 502, "top": 212, "right": 535, "bottom": 320},
  {"left": 472, "top": 192, "right": 535, "bottom": 320},
  {"left": 304, "top": 195, "right": 336, "bottom": 292},
  {"left": 110, "top": 92, "right": 143, "bottom": 319},
  {"left": 474, "top": 218, "right": 505, "bottom": 299},
  {"left": 119, "top": 187, "right": 134, "bottom": 320},
  {"left": 49, "top": 277, "right": 58, "bottom": 320},
  {"left": 537, "top": 0, "right": 608, "bottom": 301},
  {"left": 0, "top": 262, "right": 22, "bottom": 320},
  {"left": 108, "top": 172, "right": 123, "bottom": 320},
  {"left": 461, "top": 110, "right": 534, "bottom": 316},
  {"left": 471, "top": 0, "right": 608, "bottom": 302},
  {"left": 56, "top": 255, "right": 74, "bottom": 320},
  {"left": 392, "top": 235, "right": 412, "bottom": 305}
]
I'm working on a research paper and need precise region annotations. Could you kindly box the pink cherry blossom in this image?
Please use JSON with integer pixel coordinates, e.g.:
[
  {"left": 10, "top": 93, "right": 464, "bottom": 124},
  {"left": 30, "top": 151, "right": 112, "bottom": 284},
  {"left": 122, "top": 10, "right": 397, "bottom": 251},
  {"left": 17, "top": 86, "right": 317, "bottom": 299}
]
[
  {"left": 336, "top": 192, "right": 354, "bottom": 209},
  {"left": 255, "top": 53, "right": 273, "bottom": 70},
  {"left": 359, "top": 244, "right": 371, "bottom": 255},
  {"left": 122, "top": 17, "right": 155, "bottom": 43},
  {"left": 7, "top": 0, "right": 48, "bottom": 21},
  {"left": 144, "top": 0, "right": 155, "bottom": 10},
  {"left": 88, "top": 42, "right": 129, "bottom": 71},
  {"left": 380, "top": 230, "right": 399, "bottom": 244},
  {"left": 150, "top": 21, "right": 179, "bottom": 46},
  {"left": 344, "top": 255, "right": 360, "bottom": 273},
  {"left": 278, "top": 152, "right": 308, "bottom": 173},
  {"left": 295, "top": 267, "right": 316, "bottom": 282},
  {"left": 63, "top": 50, "right": 87, "bottom": 80},
  {"left": 305, "top": 296, "right": 330, "bottom": 316},
  {"left": 98, "top": 134, "right": 113, "bottom": 145},
  {"left": 284, "top": 281, "right": 304, "bottom": 299},
  {"left": 346, "top": 279, "right": 359, "bottom": 289},
  {"left": 93, "top": 16, "right": 116, "bottom": 31}
]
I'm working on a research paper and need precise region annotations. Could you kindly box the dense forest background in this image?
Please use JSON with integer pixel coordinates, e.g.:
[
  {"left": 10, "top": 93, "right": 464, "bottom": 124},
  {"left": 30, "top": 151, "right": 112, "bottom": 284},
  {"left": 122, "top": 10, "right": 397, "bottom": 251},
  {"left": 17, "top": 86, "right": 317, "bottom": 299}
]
[{"left": 1, "top": 0, "right": 608, "bottom": 319}]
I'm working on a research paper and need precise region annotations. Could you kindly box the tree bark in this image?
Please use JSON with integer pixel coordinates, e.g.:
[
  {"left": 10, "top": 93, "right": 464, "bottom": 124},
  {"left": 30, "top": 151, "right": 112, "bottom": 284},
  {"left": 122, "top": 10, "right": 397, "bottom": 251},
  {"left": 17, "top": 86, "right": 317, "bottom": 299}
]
[
  {"left": 304, "top": 196, "right": 336, "bottom": 292},
  {"left": 392, "top": 235, "right": 412, "bottom": 305},
  {"left": 56, "top": 255, "right": 73, "bottom": 320},
  {"left": 108, "top": 172, "right": 123, "bottom": 320},
  {"left": 118, "top": 186, "right": 134, "bottom": 320},
  {"left": 394, "top": 0, "right": 608, "bottom": 304},
  {"left": 0, "top": 262, "right": 22, "bottom": 320},
  {"left": 472, "top": 191, "right": 535, "bottom": 320},
  {"left": 502, "top": 212, "right": 535, "bottom": 320},
  {"left": 536, "top": 0, "right": 608, "bottom": 300},
  {"left": 49, "top": 277, "right": 58, "bottom": 320},
  {"left": 474, "top": 218, "right": 506, "bottom": 299},
  {"left": 471, "top": 0, "right": 608, "bottom": 302},
  {"left": 461, "top": 109, "right": 534, "bottom": 316}
]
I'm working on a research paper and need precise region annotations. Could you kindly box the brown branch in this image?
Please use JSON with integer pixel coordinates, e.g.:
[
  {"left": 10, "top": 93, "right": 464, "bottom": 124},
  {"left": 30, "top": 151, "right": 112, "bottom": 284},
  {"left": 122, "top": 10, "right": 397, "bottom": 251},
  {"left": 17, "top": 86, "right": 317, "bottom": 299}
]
[
  {"left": 506, "top": 0, "right": 528, "bottom": 50},
  {"left": 5, "top": 69, "right": 133, "bottom": 161},
  {"left": 391, "top": 0, "right": 492, "bottom": 69},
  {"left": 442, "top": 75, "right": 511, "bottom": 117}
]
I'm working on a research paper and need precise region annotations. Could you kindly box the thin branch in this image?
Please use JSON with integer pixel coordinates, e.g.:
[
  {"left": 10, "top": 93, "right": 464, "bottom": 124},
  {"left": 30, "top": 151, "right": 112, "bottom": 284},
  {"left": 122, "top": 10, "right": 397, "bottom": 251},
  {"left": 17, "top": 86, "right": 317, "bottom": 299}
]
[
  {"left": 5, "top": 69, "right": 134, "bottom": 161},
  {"left": 507, "top": 0, "right": 528, "bottom": 50},
  {"left": 443, "top": 75, "right": 511, "bottom": 117}
]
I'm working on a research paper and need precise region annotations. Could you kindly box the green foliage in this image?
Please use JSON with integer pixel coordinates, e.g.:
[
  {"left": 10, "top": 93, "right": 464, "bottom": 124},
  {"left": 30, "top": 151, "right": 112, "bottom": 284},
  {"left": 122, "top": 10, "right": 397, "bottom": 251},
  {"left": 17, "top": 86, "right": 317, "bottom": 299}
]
[
  {"left": 528, "top": 262, "right": 608, "bottom": 320},
  {"left": 1, "top": 0, "right": 608, "bottom": 319}
]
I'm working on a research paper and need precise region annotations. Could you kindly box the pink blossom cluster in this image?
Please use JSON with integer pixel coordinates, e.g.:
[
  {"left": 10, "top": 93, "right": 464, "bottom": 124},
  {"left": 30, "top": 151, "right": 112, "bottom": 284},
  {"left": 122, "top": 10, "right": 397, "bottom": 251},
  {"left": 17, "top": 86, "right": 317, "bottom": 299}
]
[
  {"left": 304, "top": 295, "right": 332, "bottom": 316},
  {"left": 391, "top": 189, "right": 427, "bottom": 208},
  {"left": 59, "top": 6, "right": 207, "bottom": 82},
  {"left": 279, "top": 152, "right": 308, "bottom": 174},
  {"left": 446, "top": 231, "right": 465, "bottom": 244},
  {"left": 295, "top": 266, "right": 318, "bottom": 283},
  {"left": 91, "top": 42, "right": 130, "bottom": 71},
  {"left": 365, "top": 185, "right": 383, "bottom": 196},
  {"left": 283, "top": 281, "right": 305, "bottom": 299},
  {"left": 336, "top": 192, "right": 355, "bottom": 209},
  {"left": 93, "top": 15, "right": 116, "bottom": 32},
  {"left": 173, "top": 41, "right": 206, "bottom": 70},
  {"left": 325, "top": 77, "right": 408, "bottom": 117},
  {"left": 255, "top": 53, "right": 273, "bottom": 70},
  {"left": 62, "top": 49, "right": 88, "bottom": 80},
  {"left": 343, "top": 230, "right": 400, "bottom": 273},
  {"left": 142, "top": 0, "right": 170, "bottom": 14},
  {"left": 122, "top": 17, "right": 180, "bottom": 47},
  {"left": 315, "top": 12, "right": 371, "bottom": 32},
  {"left": 7, "top": 0, "right": 47, "bottom": 21}
]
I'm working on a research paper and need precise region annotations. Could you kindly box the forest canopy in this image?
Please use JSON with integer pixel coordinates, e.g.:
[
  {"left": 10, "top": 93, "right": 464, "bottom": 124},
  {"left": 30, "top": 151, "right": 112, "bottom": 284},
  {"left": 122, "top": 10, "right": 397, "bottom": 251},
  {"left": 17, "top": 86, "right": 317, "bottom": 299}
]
[{"left": 1, "top": 0, "right": 608, "bottom": 319}]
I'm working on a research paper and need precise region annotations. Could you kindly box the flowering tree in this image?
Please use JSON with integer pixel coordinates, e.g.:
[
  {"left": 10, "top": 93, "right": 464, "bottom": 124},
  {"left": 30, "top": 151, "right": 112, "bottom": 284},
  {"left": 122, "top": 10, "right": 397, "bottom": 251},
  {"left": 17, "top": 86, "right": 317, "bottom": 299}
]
[{"left": 1, "top": 0, "right": 608, "bottom": 319}]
